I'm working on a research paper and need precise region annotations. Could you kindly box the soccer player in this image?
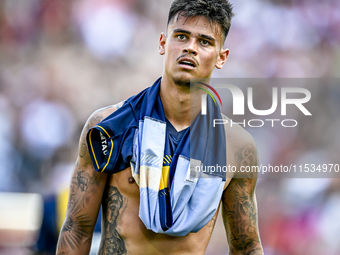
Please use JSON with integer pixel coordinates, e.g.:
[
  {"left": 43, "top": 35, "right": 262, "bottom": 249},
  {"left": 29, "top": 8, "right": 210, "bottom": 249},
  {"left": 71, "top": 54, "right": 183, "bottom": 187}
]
[{"left": 56, "top": 0, "right": 263, "bottom": 254}]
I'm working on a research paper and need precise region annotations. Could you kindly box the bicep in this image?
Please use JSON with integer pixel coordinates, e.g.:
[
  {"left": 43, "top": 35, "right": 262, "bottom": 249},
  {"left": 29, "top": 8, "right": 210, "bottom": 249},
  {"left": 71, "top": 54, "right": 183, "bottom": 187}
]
[{"left": 65, "top": 156, "right": 108, "bottom": 229}]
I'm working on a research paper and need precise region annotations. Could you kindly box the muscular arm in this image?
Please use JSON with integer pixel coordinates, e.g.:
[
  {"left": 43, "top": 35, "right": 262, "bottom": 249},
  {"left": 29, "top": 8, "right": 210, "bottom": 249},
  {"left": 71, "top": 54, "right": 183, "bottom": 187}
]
[
  {"left": 222, "top": 142, "right": 263, "bottom": 255},
  {"left": 56, "top": 106, "right": 116, "bottom": 255}
]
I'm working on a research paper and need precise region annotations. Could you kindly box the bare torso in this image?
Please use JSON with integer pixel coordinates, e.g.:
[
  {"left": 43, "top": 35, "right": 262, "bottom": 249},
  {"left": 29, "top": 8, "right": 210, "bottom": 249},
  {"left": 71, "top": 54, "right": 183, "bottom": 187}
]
[
  {"left": 98, "top": 166, "right": 232, "bottom": 255},
  {"left": 89, "top": 103, "right": 243, "bottom": 255},
  {"left": 56, "top": 103, "right": 262, "bottom": 255}
]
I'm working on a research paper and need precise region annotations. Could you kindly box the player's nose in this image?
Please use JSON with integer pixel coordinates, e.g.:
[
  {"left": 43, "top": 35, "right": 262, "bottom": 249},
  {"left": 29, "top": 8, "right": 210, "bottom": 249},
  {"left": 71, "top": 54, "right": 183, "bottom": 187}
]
[{"left": 183, "top": 39, "right": 198, "bottom": 56}]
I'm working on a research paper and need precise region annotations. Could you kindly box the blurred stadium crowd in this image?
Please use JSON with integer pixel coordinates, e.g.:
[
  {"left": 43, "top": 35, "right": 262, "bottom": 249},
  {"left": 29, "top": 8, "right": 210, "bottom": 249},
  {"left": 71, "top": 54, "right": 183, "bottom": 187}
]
[{"left": 0, "top": 0, "right": 339, "bottom": 254}]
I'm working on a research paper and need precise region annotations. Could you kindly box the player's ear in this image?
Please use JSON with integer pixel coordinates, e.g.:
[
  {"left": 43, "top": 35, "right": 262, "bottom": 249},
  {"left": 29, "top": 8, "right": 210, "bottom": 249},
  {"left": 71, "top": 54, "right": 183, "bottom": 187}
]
[
  {"left": 215, "top": 48, "right": 229, "bottom": 69},
  {"left": 159, "top": 32, "right": 166, "bottom": 55}
]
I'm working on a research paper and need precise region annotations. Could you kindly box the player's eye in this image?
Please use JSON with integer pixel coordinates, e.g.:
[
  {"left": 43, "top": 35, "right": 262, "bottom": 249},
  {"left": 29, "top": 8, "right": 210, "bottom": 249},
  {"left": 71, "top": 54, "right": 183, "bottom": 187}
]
[
  {"left": 177, "top": 35, "right": 186, "bottom": 40},
  {"left": 201, "top": 39, "right": 210, "bottom": 46}
]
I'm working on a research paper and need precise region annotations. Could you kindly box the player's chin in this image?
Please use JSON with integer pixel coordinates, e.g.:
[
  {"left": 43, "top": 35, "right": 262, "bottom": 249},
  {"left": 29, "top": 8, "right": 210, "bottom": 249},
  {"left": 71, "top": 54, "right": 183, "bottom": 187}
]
[
  {"left": 172, "top": 75, "right": 191, "bottom": 88},
  {"left": 174, "top": 71, "right": 196, "bottom": 81}
]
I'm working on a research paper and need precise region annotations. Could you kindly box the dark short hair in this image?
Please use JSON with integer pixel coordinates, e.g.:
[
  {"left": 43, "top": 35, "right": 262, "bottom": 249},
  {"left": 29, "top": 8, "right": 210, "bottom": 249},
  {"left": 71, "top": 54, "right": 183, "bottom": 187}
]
[{"left": 167, "top": 0, "right": 234, "bottom": 42}]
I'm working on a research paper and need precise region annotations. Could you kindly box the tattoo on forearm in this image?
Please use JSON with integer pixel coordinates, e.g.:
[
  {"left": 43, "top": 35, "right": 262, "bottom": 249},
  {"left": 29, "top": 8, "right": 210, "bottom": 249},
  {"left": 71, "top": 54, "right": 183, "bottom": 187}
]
[
  {"left": 222, "top": 145, "right": 261, "bottom": 254},
  {"left": 57, "top": 252, "right": 69, "bottom": 255},
  {"left": 223, "top": 180, "right": 257, "bottom": 247},
  {"left": 246, "top": 248, "right": 263, "bottom": 255},
  {"left": 99, "top": 186, "right": 127, "bottom": 255},
  {"left": 59, "top": 213, "right": 93, "bottom": 250},
  {"left": 58, "top": 170, "right": 102, "bottom": 251},
  {"left": 59, "top": 182, "right": 94, "bottom": 250}
]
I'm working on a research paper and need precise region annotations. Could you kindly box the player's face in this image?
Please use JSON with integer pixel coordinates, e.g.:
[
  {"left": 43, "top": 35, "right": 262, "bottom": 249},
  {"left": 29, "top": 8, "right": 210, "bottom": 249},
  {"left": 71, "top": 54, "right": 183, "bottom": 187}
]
[{"left": 159, "top": 15, "right": 229, "bottom": 86}]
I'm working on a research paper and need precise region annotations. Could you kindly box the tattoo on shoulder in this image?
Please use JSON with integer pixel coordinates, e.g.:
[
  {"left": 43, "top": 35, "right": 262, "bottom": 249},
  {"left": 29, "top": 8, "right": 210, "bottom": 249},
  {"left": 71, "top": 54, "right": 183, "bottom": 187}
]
[
  {"left": 99, "top": 186, "right": 127, "bottom": 255},
  {"left": 235, "top": 145, "right": 256, "bottom": 167},
  {"left": 89, "top": 114, "right": 105, "bottom": 127},
  {"left": 79, "top": 143, "right": 87, "bottom": 158},
  {"left": 78, "top": 143, "right": 94, "bottom": 168}
]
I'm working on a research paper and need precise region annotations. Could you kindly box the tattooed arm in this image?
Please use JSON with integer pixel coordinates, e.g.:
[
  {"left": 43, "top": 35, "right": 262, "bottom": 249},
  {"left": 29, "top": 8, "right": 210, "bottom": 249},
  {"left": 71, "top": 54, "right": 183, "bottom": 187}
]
[
  {"left": 222, "top": 135, "right": 263, "bottom": 255},
  {"left": 56, "top": 106, "right": 116, "bottom": 255}
]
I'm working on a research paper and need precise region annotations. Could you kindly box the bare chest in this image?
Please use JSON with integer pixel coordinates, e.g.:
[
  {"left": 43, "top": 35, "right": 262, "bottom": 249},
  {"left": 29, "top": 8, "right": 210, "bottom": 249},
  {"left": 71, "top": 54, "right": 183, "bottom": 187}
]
[{"left": 100, "top": 167, "right": 219, "bottom": 255}]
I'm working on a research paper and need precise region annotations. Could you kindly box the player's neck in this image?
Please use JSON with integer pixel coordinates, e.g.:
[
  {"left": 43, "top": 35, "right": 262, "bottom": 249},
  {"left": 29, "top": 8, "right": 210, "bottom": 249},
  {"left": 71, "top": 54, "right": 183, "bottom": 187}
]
[{"left": 160, "top": 76, "right": 201, "bottom": 132}]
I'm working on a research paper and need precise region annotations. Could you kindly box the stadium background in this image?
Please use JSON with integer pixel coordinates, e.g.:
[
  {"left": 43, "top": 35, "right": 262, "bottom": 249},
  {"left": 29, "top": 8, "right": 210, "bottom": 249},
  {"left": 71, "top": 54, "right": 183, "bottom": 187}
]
[{"left": 0, "top": 0, "right": 340, "bottom": 254}]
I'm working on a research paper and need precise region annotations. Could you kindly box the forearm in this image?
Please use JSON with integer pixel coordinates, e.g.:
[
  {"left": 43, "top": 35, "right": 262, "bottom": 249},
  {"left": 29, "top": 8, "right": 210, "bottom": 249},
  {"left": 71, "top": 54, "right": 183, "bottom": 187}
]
[
  {"left": 56, "top": 211, "right": 96, "bottom": 255},
  {"left": 55, "top": 164, "right": 106, "bottom": 255},
  {"left": 229, "top": 242, "right": 263, "bottom": 255},
  {"left": 56, "top": 225, "right": 93, "bottom": 255},
  {"left": 244, "top": 246, "right": 263, "bottom": 255},
  {"left": 55, "top": 169, "right": 102, "bottom": 254}
]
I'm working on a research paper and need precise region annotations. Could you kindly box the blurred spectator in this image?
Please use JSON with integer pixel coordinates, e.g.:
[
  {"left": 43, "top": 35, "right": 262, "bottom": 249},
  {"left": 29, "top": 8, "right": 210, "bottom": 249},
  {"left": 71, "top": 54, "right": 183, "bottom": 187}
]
[
  {"left": 0, "top": 0, "right": 339, "bottom": 254},
  {"left": 20, "top": 99, "right": 75, "bottom": 160},
  {"left": 74, "top": 0, "right": 137, "bottom": 60}
]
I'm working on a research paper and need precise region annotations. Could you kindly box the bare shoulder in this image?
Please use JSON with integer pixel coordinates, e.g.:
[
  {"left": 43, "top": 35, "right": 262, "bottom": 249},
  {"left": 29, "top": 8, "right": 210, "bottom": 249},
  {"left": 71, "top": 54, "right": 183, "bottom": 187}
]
[
  {"left": 221, "top": 114, "right": 258, "bottom": 180},
  {"left": 221, "top": 114, "right": 256, "bottom": 151},
  {"left": 85, "top": 101, "right": 125, "bottom": 130},
  {"left": 77, "top": 101, "right": 125, "bottom": 168}
]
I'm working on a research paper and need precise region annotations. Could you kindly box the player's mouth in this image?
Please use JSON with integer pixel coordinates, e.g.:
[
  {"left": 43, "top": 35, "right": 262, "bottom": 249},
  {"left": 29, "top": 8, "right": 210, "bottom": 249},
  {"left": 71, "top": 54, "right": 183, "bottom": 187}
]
[{"left": 178, "top": 58, "right": 197, "bottom": 69}]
